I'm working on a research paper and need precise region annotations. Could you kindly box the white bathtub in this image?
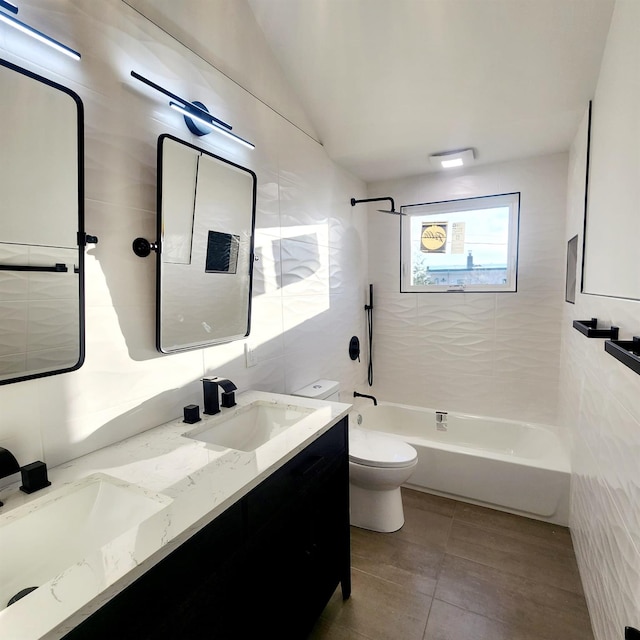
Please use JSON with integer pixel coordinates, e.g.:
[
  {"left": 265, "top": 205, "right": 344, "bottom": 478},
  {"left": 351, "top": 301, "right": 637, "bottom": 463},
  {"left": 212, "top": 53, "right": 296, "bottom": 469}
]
[{"left": 353, "top": 402, "right": 570, "bottom": 525}]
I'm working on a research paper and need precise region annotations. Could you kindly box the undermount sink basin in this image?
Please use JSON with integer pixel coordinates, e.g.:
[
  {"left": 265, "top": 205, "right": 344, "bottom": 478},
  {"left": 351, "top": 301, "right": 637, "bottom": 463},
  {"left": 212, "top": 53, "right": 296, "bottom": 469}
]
[
  {"left": 184, "top": 400, "right": 315, "bottom": 452},
  {"left": 0, "top": 473, "right": 171, "bottom": 612}
]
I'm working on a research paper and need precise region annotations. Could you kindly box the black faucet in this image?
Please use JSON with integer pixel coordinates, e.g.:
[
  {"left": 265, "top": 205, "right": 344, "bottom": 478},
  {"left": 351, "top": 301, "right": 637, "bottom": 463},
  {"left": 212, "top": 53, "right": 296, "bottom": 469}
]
[
  {"left": 217, "top": 378, "right": 237, "bottom": 408},
  {"left": 202, "top": 377, "right": 238, "bottom": 415},
  {"left": 0, "top": 447, "right": 20, "bottom": 507},
  {"left": 353, "top": 391, "right": 378, "bottom": 406},
  {"left": 0, "top": 448, "right": 51, "bottom": 506}
]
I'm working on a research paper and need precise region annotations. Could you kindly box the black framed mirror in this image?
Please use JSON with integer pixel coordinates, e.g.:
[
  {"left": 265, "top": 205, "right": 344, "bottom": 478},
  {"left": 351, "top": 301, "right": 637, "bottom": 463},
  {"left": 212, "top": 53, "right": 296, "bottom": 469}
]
[
  {"left": 0, "top": 58, "right": 85, "bottom": 385},
  {"left": 155, "top": 134, "right": 256, "bottom": 353}
]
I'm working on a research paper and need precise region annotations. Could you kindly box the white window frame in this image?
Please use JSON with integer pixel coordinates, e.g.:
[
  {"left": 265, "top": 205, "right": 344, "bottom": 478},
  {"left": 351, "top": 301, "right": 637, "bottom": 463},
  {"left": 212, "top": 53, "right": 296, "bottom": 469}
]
[{"left": 400, "top": 192, "right": 520, "bottom": 293}]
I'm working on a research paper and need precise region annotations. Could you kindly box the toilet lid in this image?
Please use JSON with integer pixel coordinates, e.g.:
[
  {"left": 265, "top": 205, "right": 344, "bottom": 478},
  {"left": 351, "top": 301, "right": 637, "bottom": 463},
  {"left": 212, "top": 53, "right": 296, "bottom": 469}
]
[{"left": 349, "top": 427, "right": 418, "bottom": 468}]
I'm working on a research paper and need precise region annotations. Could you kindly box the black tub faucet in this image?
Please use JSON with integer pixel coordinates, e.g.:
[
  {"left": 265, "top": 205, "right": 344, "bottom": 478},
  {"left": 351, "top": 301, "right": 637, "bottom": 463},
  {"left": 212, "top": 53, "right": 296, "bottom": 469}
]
[
  {"left": 353, "top": 391, "right": 378, "bottom": 406},
  {"left": 202, "top": 376, "right": 238, "bottom": 415}
]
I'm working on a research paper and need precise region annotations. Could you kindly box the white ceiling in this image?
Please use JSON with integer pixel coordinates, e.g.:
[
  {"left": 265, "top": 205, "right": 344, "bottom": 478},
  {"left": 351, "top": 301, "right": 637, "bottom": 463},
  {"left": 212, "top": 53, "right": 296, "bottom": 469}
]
[{"left": 247, "top": 0, "right": 615, "bottom": 183}]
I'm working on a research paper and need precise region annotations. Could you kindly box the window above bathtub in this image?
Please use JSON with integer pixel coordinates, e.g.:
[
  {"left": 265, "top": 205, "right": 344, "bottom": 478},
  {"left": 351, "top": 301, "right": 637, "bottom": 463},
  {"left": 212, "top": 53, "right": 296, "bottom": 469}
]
[{"left": 400, "top": 192, "right": 520, "bottom": 293}]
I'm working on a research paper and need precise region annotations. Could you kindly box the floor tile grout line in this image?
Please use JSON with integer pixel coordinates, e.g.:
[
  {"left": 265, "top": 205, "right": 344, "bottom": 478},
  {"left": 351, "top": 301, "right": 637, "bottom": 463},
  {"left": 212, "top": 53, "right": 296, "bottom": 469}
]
[{"left": 433, "top": 551, "right": 592, "bottom": 622}]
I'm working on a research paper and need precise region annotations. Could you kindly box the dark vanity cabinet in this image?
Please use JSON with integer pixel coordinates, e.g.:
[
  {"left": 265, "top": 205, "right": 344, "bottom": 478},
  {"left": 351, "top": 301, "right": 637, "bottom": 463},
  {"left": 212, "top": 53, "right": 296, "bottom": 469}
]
[{"left": 62, "top": 418, "right": 350, "bottom": 640}]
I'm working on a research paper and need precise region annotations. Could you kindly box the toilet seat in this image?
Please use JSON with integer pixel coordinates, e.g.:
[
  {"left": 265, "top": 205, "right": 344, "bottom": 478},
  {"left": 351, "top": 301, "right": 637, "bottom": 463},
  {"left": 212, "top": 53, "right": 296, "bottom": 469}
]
[{"left": 349, "top": 427, "right": 418, "bottom": 469}]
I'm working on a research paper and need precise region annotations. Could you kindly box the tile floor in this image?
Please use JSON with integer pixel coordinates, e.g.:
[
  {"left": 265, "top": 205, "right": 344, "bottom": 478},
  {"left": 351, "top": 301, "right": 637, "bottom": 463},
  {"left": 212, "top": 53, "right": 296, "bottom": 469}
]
[{"left": 308, "top": 488, "right": 594, "bottom": 640}]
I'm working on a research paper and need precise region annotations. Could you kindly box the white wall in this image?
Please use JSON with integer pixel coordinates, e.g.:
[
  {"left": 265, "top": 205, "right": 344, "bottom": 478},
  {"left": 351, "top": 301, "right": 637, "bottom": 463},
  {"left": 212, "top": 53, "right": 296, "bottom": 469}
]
[
  {"left": 0, "top": 0, "right": 367, "bottom": 476},
  {"left": 560, "top": 1, "right": 640, "bottom": 637},
  {"left": 366, "top": 153, "right": 568, "bottom": 425}
]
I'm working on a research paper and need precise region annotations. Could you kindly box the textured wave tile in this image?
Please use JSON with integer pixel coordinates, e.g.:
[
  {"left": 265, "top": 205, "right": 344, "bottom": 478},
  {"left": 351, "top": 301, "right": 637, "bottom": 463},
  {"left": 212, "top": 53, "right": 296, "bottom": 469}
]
[
  {"left": 328, "top": 235, "right": 365, "bottom": 296},
  {"left": 26, "top": 346, "right": 80, "bottom": 372},
  {"left": 415, "top": 331, "right": 495, "bottom": 377},
  {"left": 416, "top": 293, "right": 496, "bottom": 334},
  {"left": 0, "top": 301, "right": 28, "bottom": 356},
  {"left": 371, "top": 328, "right": 425, "bottom": 385},
  {"left": 373, "top": 290, "right": 418, "bottom": 331},
  {"left": 244, "top": 295, "right": 285, "bottom": 363},
  {"left": 27, "top": 272, "right": 78, "bottom": 301},
  {"left": 571, "top": 453, "right": 640, "bottom": 640},
  {"left": 366, "top": 217, "right": 402, "bottom": 285},
  {"left": 255, "top": 179, "right": 281, "bottom": 232},
  {"left": 0, "top": 272, "right": 28, "bottom": 302},
  {"left": 282, "top": 294, "right": 353, "bottom": 386},
  {"left": 593, "top": 394, "right": 640, "bottom": 554},
  {"left": 280, "top": 237, "right": 330, "bottom": 296},
  {"left": 495, "top": 292, "right": 563, "bottom": 336},
  {"left": 82, "top": 199, "right": 157, "bottom": 309},
  {"left": 0, "top": 352, "right": 27, "bottom": 377},
  {"left": 26, "top": 300, "right": 79, "bottom": 351},
  {"left": 252, "top": 235, "right": 281, "bottom": 297},
  {"left": 607, "top": 356, "right": 640, "bottom": 427},
  {"left": 490, "top": 372, "right": 560, "bottom": 424},
  {"left": 493, "top": 332, "right": 561, "bottom": 376}
]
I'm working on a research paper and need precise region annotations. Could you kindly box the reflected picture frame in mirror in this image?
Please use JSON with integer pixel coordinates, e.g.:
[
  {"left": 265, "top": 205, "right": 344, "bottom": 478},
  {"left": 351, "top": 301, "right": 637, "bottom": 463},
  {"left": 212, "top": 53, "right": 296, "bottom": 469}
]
[
  {"left": 0, "top": 58, "right": 85, "bottom": 385},
  {"left": 156, "top": 135, "right": 257, "bottom": 353}
]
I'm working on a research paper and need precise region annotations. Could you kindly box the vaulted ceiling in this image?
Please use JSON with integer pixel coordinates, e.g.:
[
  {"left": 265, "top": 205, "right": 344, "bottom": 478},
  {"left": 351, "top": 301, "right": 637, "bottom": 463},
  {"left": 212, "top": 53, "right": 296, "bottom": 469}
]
[{"left": 247, "top": 0, "right": 614, "bottom": 182}]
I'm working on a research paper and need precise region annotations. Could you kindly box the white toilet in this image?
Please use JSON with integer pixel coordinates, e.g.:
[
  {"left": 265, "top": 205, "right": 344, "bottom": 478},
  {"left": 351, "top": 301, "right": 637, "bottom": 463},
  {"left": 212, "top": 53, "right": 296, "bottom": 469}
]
[
  {"left": 348, "top": 426, "right": 418, "bottom": 532},
  {"left": 292, "top": 380, "right": 418, "bottom": 533}
]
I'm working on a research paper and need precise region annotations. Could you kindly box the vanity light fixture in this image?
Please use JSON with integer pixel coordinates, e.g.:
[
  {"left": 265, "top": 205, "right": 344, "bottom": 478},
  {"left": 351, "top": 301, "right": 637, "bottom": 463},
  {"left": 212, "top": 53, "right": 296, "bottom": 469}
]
[
  {"left": 429, "top": 149, "right": 475, "bottom": 169},
  {"left": 169, "top": 102, "right": 255, "bottom": 150},
  {"left": 0, "top": 1, "right": 18, "bottom": 14},
  {"left": 0, "top": 4, "right": 81, "bottom": 60},
  {"left": 131, "top": 70, "right": 255, "bottom": 150}
]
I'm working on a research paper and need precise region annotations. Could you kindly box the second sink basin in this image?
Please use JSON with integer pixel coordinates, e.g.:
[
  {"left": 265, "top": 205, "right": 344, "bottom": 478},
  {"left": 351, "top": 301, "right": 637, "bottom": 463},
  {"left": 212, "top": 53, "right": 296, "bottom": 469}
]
[
  {"left": 184, "top": 400, "right": 315, "bottom": 452},
  {"left": 0, "top": 473, "right": 172, "bottom": 612}
]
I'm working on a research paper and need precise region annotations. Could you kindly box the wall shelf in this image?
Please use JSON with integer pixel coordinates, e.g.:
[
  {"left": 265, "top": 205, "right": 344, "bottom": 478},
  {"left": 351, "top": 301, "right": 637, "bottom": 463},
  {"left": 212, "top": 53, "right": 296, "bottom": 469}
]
[
  {"left": 604, "top": 337, "right": 640, "bottom": 376},
  {"left": 572, "top": 318, "right": 619, "bottom": 339}
]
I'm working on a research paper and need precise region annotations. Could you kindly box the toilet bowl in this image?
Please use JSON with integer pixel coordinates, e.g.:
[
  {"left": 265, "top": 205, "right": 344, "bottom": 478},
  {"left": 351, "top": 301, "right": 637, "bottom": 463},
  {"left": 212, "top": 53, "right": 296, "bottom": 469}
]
[
  {"left": 291, "top": 380, "right": 418, "bottom": 533},
  {"left": 348, "top": 426, "right": 418, "bottom": 533}
]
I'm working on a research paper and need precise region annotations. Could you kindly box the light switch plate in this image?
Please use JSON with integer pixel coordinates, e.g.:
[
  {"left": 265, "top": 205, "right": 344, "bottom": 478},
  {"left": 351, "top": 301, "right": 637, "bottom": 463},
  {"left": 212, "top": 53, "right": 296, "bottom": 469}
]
[{"left": 244, "top": 343, "right": 258, "bottom": 368}]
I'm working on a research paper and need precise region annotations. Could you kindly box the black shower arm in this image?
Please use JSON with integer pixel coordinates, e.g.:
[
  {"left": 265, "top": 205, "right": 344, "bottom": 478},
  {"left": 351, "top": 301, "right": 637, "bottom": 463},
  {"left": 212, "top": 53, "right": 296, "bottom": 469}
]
[{"left": 350, "top": 196, "right": 396, "bottom": 211}]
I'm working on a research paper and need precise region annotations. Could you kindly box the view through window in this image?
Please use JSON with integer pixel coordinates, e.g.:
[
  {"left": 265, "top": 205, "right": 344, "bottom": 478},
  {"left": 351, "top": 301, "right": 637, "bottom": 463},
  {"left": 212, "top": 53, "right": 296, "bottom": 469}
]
[{"left": 400, "top": 193, "right": 520, "bottom": 293}]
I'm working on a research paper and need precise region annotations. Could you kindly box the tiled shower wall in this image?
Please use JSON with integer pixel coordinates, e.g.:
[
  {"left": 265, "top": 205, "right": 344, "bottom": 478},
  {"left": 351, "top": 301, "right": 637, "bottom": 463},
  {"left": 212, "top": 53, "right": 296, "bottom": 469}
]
[
  {"left": 559, "top": 2, "right": 640, "bottom": 637},
  {"left": 0, "top": 0, "right": 367, "bottom": 473},
  {"left": 365, "top": 153, "right": 568, "bottom": 426}
]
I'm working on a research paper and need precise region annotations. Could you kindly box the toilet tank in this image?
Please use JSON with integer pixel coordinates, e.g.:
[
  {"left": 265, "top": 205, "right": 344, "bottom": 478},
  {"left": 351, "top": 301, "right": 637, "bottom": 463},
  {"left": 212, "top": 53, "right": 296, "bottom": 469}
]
[{"left": 292, "top": 379, "right": 340, "bottom": 402}]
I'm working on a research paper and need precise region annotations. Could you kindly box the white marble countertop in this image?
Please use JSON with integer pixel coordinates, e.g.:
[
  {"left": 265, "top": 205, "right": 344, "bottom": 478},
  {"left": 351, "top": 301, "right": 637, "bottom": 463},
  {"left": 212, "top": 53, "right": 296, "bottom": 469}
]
[{"left": 0, "top": 390, "right": 351, "bottom": 640}]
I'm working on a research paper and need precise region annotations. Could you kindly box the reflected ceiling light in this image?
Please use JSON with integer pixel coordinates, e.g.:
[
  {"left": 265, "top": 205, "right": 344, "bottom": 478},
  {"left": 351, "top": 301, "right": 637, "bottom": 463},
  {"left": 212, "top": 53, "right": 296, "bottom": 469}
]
[
  {"left": 0, "top": 6, "right": 81, "bottom": 60},
  {"left": 350, "top": 196, "right": 405, "bottom": 216},
  {"left": 131, "top": 70, "right": 255, "bottom": 150},
  {"left": 429, "top": 149, "right": 475, "bottom": 169}
]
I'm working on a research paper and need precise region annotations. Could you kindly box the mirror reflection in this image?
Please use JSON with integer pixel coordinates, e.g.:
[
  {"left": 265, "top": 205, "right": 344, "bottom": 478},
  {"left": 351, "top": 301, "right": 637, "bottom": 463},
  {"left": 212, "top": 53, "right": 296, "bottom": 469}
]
[
  {"left": 0, "top": 59, "right": 84, "bottom": 385},
  {"left": 157, "top": 135, "right": 257, "bottom": 353}
]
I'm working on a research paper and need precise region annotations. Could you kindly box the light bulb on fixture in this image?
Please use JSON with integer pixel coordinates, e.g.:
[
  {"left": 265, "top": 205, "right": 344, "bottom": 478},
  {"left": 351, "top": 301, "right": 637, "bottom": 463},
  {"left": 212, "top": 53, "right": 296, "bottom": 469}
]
[
  {"left": 169, "top": 102, "right": 255, "bottom": 149},
  {"left": 0, "top": 10, "right": 81, "bottom": 60}
]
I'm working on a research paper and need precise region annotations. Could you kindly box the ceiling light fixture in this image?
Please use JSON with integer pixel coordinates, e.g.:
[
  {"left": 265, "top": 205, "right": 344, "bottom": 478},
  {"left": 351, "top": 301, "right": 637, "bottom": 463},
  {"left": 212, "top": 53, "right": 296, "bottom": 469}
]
[
  {"left": 429, "top": 149, "right": 475, "bottom": 170},
  {"left": 0, "top": 6, "right": 81, "bottom": 60}
]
